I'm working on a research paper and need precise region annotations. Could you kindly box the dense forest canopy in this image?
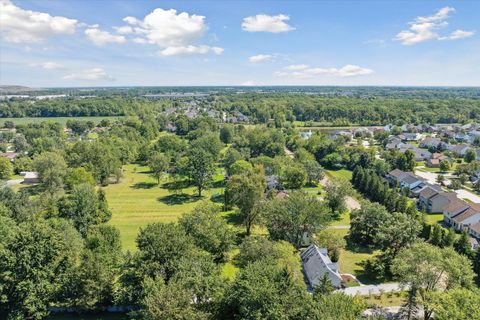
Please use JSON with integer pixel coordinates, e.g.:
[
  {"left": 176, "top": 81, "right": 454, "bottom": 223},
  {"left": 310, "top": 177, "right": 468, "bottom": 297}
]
[{"left": 1, "top": 86, "right": 480, "bottom": 124}]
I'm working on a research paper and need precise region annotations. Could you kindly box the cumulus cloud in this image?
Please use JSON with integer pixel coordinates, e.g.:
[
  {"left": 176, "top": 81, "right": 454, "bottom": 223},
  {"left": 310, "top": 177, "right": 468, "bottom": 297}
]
[
  {"left": 249, "top": 54, "right": 273, "bottom": 63},
  {"left": 275, "top": 64, "right": 373, "bottom": 78},
  {"left": 158, "top": 45, "right": 223, "bottom": 56},
  {"left": 85, "top": 28, "right": 126, "bottom": 46},
  {"left": 394, "top": 7, "right": 474, "bottom": 45},
  {"left": 29, "top": 61, "right": 65, "bottom": 70},
  {"left": 63, "top": 68, "right": 114, "bottom": 81},
  {"left": 242, "top": 14, "right": 294, "bottom": 33},
  {"left": 0, "top": 0, "right": 78, "bottom": 43},
  {"left": 120, "top": 8, "right": 223, "bottom": 56}
]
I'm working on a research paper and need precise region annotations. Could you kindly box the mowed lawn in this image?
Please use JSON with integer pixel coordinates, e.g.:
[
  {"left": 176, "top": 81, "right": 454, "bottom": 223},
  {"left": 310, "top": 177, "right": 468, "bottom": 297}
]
[{"left": 105, "top": 164, "right": 225, "bottom": 251}]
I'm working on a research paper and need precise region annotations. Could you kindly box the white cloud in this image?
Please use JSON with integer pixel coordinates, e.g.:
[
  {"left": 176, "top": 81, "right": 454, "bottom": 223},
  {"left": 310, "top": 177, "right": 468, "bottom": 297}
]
[
  {"left": 284, "top": 64, "right": 309, "bottom": 71},
  {"left": 443, "top": 29, "right": 475, "bottom": 40},
  {"left": 29, "top": 61, "right": 65, "bottom": 70},
  {"left": 249, "top": 54, "right": 273, "bottom": 63},
  {"left": 276, "top": 64, "right": 373, "bottom": 78},
  {"left": 122, "top": 8, "right": 222, "bottom": 56},
  {"left": 85, "top": 28, "right": 126, "bottom": 46},
  {"left": 124, "top": 8, "right": 207, "bottom": 47},
  {"left": 241, "top": 80, "right": 258, "bottom": 86},
  {"left": 242, "top": 14, "right": 294, "bottom": 33},
  {"left": 113, "top": 25, "right": 133, "bottom": 35},
  {"left": 0, "top": 0, "right": 77, "bottom": 43},
  {"left": 63, "top": 68, "right": 114, "bottom": 81},
  {"left": 158, "top": 45, "right": 223, "bottom": 57},
  {"left": 394, "top": 7, "right": 474, "bottom": 45}
]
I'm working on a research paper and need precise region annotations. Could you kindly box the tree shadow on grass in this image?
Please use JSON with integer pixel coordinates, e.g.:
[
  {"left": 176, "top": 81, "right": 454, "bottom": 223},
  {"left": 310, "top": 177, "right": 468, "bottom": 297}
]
[
  {"left": 211, "top": 179, "right": 226, "bottom": 188},
  {"left": 222, "top": 210, "right": 243, "bottom": 225},
  {"left": 158, "top": 193, "right": 202, "bottom": 205},
  {"left": 130, "top": 182, "right": 157, "bottom": 189},
  {"left": 210, "top": 193, "right": 224, "bottom": 204}
]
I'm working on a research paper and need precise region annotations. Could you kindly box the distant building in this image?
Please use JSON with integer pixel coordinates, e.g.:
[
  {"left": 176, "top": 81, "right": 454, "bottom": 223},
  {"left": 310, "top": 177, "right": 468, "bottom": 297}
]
[
  {"left": 21, "top": 171, "right": 39, "bottom": 184},
  {"left": 300, "top": 130, "right": 313, "bottom": 140},
  {"left": 301, "top": 244, "right": 342, "bottom": 288}
]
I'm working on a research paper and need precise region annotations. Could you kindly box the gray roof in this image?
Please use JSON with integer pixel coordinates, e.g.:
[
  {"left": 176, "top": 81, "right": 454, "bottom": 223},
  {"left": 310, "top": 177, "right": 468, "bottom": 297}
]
[{"left": 301, "top": 244, "right": 342, "bottom": 288}]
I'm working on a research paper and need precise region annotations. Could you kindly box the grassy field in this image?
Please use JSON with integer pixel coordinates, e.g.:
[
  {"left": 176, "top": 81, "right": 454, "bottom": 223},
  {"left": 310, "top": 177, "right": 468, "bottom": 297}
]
[
  {"left": 105, "top": 164, "right": 225, "bottom": 251},
  {"left": 0, "top": 116, "right": 124, "bottom": 126},
  {"left": 326, "top": 169, "right": 353, "bottom": 181}
]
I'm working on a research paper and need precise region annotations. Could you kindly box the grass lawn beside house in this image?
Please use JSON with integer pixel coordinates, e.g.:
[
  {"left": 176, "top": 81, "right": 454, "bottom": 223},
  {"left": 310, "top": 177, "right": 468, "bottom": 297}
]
[{"left": 424, "top": 213, "right": 444, "bottom": 225}]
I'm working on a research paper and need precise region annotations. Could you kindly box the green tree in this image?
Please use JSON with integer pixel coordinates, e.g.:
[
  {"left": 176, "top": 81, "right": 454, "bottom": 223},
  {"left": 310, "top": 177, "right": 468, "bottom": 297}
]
[
  {"left": 310, "top": 293, "right": 365, "bottom": 319},
  {"left": 350, "top": 200, "right": 390, "bottom": 246},
  {"left": 59, "top": 183, "right": 111, "bottom": 236},
  {"left": 65, "top": 167, "right": 95, "bottom": 190},
  {"left": 440, "top": 159, "right": 451, "bottom": 172},
  {"left": 454, "top": 231, "right": 472, "bottom": 256},
  {"left": 323, "top": 178, "right": 352, "bottom": 216},
  {"left": 0, "top": 219, "right": 83, "bottom": 319},
  {"left": 427, "top": 288, "right": 480, "bottom": 320},
  {"left": 137, "top": 278, "right": 210, "bottom": 320},
  {"left": 0, "top": 157, "right": 13, "bottom": 180},
  {"left": 33, "top": 151, "right": 68, "bottom": 193},
  {"left": 264, "top": 191, "right": 332, "bottom": 248},
  {"left": 179, "top": 202, "right": 235, "bottom": 260},
  {"left": 280, "top": 163, "right": 307, "bottom": 189},
  {"left": 392, "top": 242, "right": 475, "bottom": 320},
  {"left": 228, "top": 159, "right": 253, "bottom": 176},
  {"left": 302, "top": 159, "right": 324, "bottom": 185},
  {"left": 187, "top": 148, "right": 216, "bottom": 197},
  {"left": 223, "top": 259, "right": 308, "bottom": 319},
  {"left": 226, "top": 171, "right": 266, "bottom": 235},
  {"left": 464, "top": 149, "right": 476, "bottom": 163},
  {"left": 220, "top": 125, "right": 234, "bottom": 144},
  {"left": 148, "top": 152, "right": 170, "bottom": 185}
]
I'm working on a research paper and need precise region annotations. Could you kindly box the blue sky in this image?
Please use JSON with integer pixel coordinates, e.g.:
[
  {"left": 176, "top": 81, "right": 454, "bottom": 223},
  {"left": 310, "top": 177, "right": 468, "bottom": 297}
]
[{"left": 0, "top": 0, "right": 479, "bottom": 87}]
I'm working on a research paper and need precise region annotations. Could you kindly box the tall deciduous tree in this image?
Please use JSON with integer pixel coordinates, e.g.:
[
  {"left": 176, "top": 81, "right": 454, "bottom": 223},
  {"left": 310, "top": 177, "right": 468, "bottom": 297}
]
[
  {"left": 148, "top": 152, "right": 170, "bottom": 185},
  {"left": 392, "top": 243, "right": 475, "bottom": 320},
  {"left": 187, "top": 148, "right": 216, "bottom": 197},
  {"left": 33, "top": 151, "right": 68, "bottom": 193},
  {"left": 226, "top": 170, "right": 266, "bottom": 235},
  {"left": 264, "top": 191, "right": 332, "bottom": 248}
]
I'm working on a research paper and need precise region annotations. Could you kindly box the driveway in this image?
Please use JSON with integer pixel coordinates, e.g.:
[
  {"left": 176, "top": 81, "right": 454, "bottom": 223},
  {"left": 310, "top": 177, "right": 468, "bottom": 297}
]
[
  {"left": 6, "top": 179, "right": 23, "bottom": 186},
  {"left": 340, "top": 283, "right": 404, "bottom": 296},
  {"left": 415, "top": 168, "right": 480, "bottom": 203}
]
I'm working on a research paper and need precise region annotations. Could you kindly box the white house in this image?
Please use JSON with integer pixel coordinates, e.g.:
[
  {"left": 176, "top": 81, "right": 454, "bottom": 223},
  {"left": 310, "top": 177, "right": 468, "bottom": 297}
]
[{"left": 301, "top": 244, "right": 343, "bottom": 288}]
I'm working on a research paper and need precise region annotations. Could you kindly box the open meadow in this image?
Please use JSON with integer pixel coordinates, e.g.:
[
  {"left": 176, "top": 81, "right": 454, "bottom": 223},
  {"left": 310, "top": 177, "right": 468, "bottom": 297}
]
[{"left": 105, "top": 164, "right": 225, "bottom": 252}]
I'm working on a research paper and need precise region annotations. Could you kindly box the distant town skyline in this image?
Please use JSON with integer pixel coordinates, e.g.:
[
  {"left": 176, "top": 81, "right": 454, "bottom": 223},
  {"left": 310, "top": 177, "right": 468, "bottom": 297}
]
[{"left": 1, "top": 0, "right": 479, "bottom": 87}]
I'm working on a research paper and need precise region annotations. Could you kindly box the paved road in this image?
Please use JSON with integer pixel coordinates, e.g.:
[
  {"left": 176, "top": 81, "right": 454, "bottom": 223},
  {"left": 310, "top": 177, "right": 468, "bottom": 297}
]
[
  {"left": 6, "top": 179, "right": 22, "bottom": 186},
  {"left": 415, "top": 168, "right": 480, "bottom": 203},
  {"left": 340, "top": 283, "right": 404, "bottom": 296}
]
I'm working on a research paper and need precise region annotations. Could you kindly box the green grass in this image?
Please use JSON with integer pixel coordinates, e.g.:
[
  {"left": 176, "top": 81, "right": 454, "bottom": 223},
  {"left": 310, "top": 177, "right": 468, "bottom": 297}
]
[
  {"left": 330, "top": 212, "right": 350, "bottom": 226},
  {"left": 322, "top": 229, "right": 377, "bottom": 284},
  {"left": 105, "top": 164, "right": 225, "bottom": 251},
  {"left": 425, "top": 213, "right": 444, "bottom": 225},
  {"left": 362, "top": 292, "right": 407, "bottom": 307},
  {"left": 326, "top": 169, "right": 353, "bottom": 181},
  {"left": 0, "top": 116, "right": 124, "bottom": 126}
]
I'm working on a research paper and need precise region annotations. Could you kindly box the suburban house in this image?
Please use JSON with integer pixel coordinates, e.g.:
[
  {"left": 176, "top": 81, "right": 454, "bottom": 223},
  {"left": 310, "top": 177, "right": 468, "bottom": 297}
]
[
  {"left": 402, "top": 132, "right": 422, "bottom": 141},
  {"left": 443, "top": 199, "right": 480, "bottom": 246},
  {"left": 419, "top": 137, "right": 442, "bottom": 149},
  {"left": 426, "top": 153, "right": 453, "bottom": 168},
  {"left": 469, "top": 223, "right": 480, "bottom": 250},
  {"left": 301, "top": 244, "right": 343, "bottom": 288},
  {"left": 418, "top": 187, "right": 456, "bottom": 213},
  {"left": 21, "top": 171, "right": 39, "bottom": 184},
  {"left": 386, "top": 169, "right": 424, "bottom": 191},
  {"left": 450, "top": 144, "right": 472, "bottom": 157},
  {"left": 385, "top": 137, "right": 404, "bottom": 150}
]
